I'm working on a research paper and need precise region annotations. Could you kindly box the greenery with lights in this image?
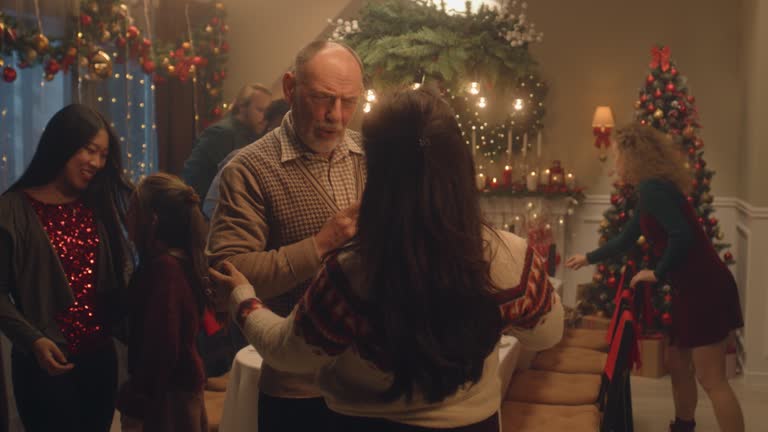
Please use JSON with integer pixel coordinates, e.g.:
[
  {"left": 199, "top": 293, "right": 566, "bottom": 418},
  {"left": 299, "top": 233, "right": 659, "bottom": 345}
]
[
  {"left": 0, "top": 0, "right": 229, "bottom": 127},
  {"left": 331, "top": 0, "right": 547, "bottom": 164}
]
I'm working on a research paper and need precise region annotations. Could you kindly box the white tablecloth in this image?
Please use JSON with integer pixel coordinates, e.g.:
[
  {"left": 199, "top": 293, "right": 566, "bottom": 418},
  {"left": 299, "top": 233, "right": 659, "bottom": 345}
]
[
  {"left": 219, "top": 335, "right": 520, "bottom": 432},
  {"left": 219, "top": 346, "right": 263, "bottom": 432}
]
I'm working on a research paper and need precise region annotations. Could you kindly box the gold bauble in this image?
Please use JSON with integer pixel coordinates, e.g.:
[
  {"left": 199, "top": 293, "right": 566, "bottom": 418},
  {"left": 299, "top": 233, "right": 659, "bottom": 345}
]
[
  {"left": 167, "top": 64, "right": 176, "bottom": 75},
  {"left": 25, "top": 48, "right": 38, "bottom": 63},
  {"left": 66, "top": 47, "right": 78, "bottom": 57},
  {"left": 213, "top": 47, "right": 220, "bottom": 55},
  {"left": 188, "top": 65, "right": 196, "bottom": 74},
  {"left": 45, "top": 73, "right": 55, "bottom": 82},
  {"left": 600, "top": 220, "right": 610, "bottom": 229},
  {"left": 717, "top": 231, "right": 725, "bottom": 240},
  {"left": 637, "top": 235, "right": 646, "bottom": 246},
  {"left": 32, "top": 34, "right": 49, "bottom": 52},
  {"left": 653, "top": 109, "right": 664, "bottom": 119},
  {"left": 215, "top": 2, "right": 225, "bottom": 11},
  {"left": 634, "top": 100, "right": 642, "bottom": 109},
  {"left": 161, "top": 57, "right": 170, "bottom": 66},
  {"left": 88, "top": 1, "right": 99, "bottom": 13},
  {"left": 683, "top": 126, "right": 695, "bottom": 138},
  {"left": 89, "top": 51, "right": 113, "bottom": 80},
  {"left": 101, "top": 30, "right": 111, "bottom": 42},
  {"left": 0, "top": 57, "right": 4, "bottom": 68},
  {"left": 205, "top": 25, "right": 213, "bottom": 34},
  {"left": 209, "top": 87, "right": 220, "bottom": 97},
  {"left": 181, "top": 42, "right": 191, "bottom": 51}
]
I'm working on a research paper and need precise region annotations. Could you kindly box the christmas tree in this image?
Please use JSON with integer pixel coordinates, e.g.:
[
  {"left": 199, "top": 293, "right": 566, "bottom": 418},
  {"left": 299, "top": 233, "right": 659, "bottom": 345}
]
[{"left": 579, "top": 45, "right": 734, "bottom": 331}]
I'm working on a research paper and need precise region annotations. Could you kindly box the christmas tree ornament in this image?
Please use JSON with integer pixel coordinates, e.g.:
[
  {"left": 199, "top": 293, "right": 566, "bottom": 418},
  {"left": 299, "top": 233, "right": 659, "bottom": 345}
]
[
  {"left": 89, "top": 51, "right": 112, "bottom": 79},
  {"left": 32, "top": 33, "right": 49, "bottom": 52},
  {"left": 724, "top": 251, "right": 733, "bottom": 261},
  {"left": 636, "top": 235, "right": 646, "bottom": 246},
  {"left": 3, "top": 66, "right": 17, "bottom": 83},
  {"left": 653, "top": 108, "right": 664, "bottom": 119},
  {"left": 666, "top": 83, "right": 675, "bottom": 93}
]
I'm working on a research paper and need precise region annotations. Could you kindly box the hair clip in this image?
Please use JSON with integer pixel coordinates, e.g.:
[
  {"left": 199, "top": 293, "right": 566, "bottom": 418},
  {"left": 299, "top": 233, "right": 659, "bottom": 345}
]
[{"left": 418, "top": 137, "right": 431, "bottom": 148}]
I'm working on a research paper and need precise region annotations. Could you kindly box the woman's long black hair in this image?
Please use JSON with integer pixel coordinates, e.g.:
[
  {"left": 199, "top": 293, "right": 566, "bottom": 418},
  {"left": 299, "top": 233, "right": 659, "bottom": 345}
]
[
  {"left": 9, "top": 103, "right": 134, "bottom": 292},
  {"left": 357, "top": 89, "right": 501, "bottom": 403}
]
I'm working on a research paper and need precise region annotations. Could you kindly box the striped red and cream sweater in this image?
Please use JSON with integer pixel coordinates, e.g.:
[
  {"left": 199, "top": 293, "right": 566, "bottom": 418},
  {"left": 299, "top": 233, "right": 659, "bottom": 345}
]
[{"left": 230, "top": 229, "right": 564, "bottom": 428}]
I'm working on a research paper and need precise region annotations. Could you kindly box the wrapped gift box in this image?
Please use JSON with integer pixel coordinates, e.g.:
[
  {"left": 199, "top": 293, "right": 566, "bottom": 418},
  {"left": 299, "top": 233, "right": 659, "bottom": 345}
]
[{"left": 631, "top": 335, "right": 668, "bottom": 378}]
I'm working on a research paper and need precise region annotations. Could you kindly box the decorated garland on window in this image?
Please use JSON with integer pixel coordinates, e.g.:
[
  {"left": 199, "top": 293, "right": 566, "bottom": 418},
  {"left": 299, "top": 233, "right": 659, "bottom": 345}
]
[{"left": 0, "top": 0, "right": 228, "bottom": 126}]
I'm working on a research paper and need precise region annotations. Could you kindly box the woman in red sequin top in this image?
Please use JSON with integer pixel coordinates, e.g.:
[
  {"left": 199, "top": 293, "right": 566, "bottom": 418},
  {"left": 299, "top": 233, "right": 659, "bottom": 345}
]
[
  {"left": 118, "top": 173, "right": 213, "bottom": 432},
  {"left": 0, "top": 104, "right": 133, "bottom": 432}
]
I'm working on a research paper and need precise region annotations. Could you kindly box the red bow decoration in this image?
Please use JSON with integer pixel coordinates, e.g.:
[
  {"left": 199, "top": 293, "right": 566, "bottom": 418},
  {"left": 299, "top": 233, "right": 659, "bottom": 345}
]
[
  {"left": 593, "top": 126, "right": 612, "bottom": 149},
  {"left": 650, "top": 46, "right": 671, "bottom": 72}
]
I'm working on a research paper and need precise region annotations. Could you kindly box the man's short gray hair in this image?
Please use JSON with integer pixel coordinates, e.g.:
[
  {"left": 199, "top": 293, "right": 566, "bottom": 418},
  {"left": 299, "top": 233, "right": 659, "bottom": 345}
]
[{"left": 293, "top": 40, "right": 364, "bottom": 83}]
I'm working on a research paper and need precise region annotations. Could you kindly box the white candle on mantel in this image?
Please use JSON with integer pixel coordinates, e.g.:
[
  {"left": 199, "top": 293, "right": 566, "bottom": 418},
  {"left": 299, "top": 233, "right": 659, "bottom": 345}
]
[
  {"left": 542, "top": 168, "right": 551, "bottom": 185},
  {"left": 507, "top": 129, "right": 513, "bottom": 160},
  {"left": 566, "top": 172, "right": 576, "bottom": 188},
  {"left": 522, "top": 132, "right": 528, "bottom": 157},
  {"left": 472, "top": 128, "right": 477, "bottom": 158},
  {"left": 526, "top": 170, "right": 538, "bottom": 192},
  {"left": 537, "top": 131, "right": 542, "bottom": 158}
]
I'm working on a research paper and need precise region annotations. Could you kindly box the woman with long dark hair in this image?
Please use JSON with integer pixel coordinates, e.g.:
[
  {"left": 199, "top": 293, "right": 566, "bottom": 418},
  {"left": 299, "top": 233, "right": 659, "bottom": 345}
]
[
  {"left": 117, "top": 173, "right": 211, "bottom": 432},
  {"left": 0, "top": 104, "right": 133, "bottom": 431},
  {"left": 211, "top": 89, "right": 563, "bottom": 431}
]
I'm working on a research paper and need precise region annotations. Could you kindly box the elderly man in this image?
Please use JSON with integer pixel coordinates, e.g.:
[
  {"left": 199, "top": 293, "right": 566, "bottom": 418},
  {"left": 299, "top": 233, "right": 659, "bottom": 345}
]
[
  {"left": 207, "top": 41, "right": 365, "bottom": 430},
  {"left": 182, "top": 83, "right": 272, "bottom": 200}
]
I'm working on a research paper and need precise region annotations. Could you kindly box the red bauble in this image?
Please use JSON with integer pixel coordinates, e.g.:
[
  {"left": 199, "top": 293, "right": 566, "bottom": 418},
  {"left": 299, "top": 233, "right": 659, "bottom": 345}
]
[
  {"left": 646, "top": 103, "right": 655, "bottom": 113},
  {"left": 598, "top": 264, "right": 607, "bottom": 273},
  {"left": 3, "top": 66, "right": 17, "bottom": 83},
  {"left": 610, "top": 194, "right": 619, "bottom": 205},
  {"left": 688, "top": 147, "right": 696, "bottom": 156},
  {"left": 142, "top": 38, "right": 152, "bottom": 48},
  {"left": 687, "top": 196, "right": 694, "bottom": 204},
  {"left": 654, "top": 88, "right": 663, "bottom": 98},
  {"left": 666, "top": 83, "right": 676, "bottom": 93},
  {"left": 116, "top": 36, "right": 127, "bottom": 48},
  {"left": 695, "top": 163, "right": 702, "bottom": 170},
  {"left": 679, "top": 104, "right": 687, "bottom": 113},
  {"left": 709, "top": 217, "right": 718, "bottom": 226},
  {"left": 621, "top": 290, "right": 631, "bottom": 299},
  {"left": 142, "top": 60, "right": 156, "bottom": 74},
  {"left": 199, "top": 57, "right": 209, "bottom": 67},
  {"left": 127, "top": 26, "right": 140, "bottom": 39},
  {"left": 698, "top": 217, "right": 705, "bottom": 226},
  {"left": 724, "top": 251, "right": 733, "bottom": 261},
  {"left": 640, "top": 94, "right": 648, "bottom": 103},
  {"left": 212, "top": 107, "right": 223, "bottom": 117},
  {"left": 664, "top": 295, "right": 672, "bottom": 303},
  {"left": 192, "top": 56, "right": 203, "bottom": 66},
  {"left": 646, "top": 74, "right": 654, "bottom": 84},
  {"left": 219, "top": 70, "right": 226, "bottom": 79},
  {"left": 80, "top": 14, "right": 92, "bottom": 26},
  {"left": 671, "top": 67, "right": 678, "bottom": 77},
  {"left": 211, "top": 17, "right": 220, "bottom": 26},
  {"left": 695, "top": 138, "right": 704, "bottom": 149},
  {"left": 221, "top": 42, "right": 230, "bottom": 53},
  {"left": 607, "top": 276, "right": 617, "bottom": 288},
  {"left": 661, "top": 312, "right": 672, "bottom": 326},
  {"left": 688, "top": 95, "right": 696, "bottom": 103},
  {"left": 45, "top": 59, "right": 60, "bottom": 75},
  {"left": 619, "top": 211, "right": 627, "bottom": 221}
]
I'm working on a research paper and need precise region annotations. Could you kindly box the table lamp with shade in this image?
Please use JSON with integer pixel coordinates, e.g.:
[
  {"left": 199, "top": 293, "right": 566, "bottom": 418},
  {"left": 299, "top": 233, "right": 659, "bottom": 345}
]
[{"left": 592, "top": 106, "right": 615, "bottom": 162}]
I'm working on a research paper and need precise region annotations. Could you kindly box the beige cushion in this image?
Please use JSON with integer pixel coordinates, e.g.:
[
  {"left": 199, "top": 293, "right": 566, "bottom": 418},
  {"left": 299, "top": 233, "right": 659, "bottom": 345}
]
[
  {"left": 505, "top": 369, "right": 601, "bottom": 405},
  {"left": 205, "top": 372, "right": 230, "bottom": 392},
  {"left": 204, "top": 391, "right": 226, "bottom": 432},
  {"left": 501, "top": 401, "right": 600, "bottom": 432},
  {"left": 559, "top": 328, "right": 610, "bottom": 352},
  {"left": 532, "top": 347, "right": 607, "bottom": 374}
]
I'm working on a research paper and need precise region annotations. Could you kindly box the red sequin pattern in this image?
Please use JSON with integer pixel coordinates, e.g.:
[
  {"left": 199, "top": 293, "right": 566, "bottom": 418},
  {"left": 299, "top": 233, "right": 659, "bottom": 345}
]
[{"left": 28, "top": 195, "right": 108, "bottom": 355}]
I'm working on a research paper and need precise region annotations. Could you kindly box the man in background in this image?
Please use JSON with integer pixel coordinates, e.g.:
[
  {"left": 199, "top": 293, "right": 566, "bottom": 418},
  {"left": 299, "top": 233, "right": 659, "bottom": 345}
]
[
  {"left": 182, "top": 83, "right": 272, "bottom": 200},
  {"left": 202, "top": 99, "right": 290, "bottom": 219}
]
